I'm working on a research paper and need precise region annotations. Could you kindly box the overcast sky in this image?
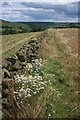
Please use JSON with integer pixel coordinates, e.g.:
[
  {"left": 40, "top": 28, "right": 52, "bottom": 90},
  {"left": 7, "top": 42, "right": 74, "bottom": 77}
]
[{"left": 0, "top": 0, "right": 80, "bottom": 22}]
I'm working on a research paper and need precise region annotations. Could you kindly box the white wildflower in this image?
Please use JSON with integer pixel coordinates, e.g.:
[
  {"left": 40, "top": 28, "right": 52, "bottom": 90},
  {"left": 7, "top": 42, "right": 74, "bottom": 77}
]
[
  {"left": 57, "top": 93, "right": 62, "bottom": 96},
  {"left": 53, "top": 89, "right": 56, "bottom": 92},
  {"left": 13, "top": 91, "right": 18, "bottom": 94},
  {"left": 27, "top": 94, "right": 31, "bottom": 97},
  {"left": 40, "top": 87, "right": 44, "bottom": 90},
  {"left": 53, "top": 111, "right": 56, "bottom": 113},
  {"left": 33, "top": 91, "right": 37, "bottom": 94}
]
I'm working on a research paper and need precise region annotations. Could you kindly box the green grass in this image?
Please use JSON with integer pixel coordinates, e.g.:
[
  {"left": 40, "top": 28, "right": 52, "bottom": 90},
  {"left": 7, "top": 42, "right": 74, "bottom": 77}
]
[
  {"left": 44, "top": 58, "right": 69, "bottom": 84},
  {"left": 34, "top": 55, "right": 78, "bottom": 118},
  {"left": 1, "top": 20, "right": 31, "bottom": 29}
]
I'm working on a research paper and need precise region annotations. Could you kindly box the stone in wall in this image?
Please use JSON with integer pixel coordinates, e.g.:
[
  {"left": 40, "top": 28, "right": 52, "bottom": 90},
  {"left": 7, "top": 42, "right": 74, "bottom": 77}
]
[{"left": 16, "top": 52, "right": 26, "bottom": 62}]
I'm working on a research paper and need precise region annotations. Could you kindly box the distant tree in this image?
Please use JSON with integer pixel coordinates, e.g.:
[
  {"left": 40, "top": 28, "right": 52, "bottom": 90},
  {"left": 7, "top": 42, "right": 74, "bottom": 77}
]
[
  {"left": 68, "top": 23, "right": 76, "bottom": 28},
  {"left": 2, "top": 28, "right": 17, "bottom": 35}
]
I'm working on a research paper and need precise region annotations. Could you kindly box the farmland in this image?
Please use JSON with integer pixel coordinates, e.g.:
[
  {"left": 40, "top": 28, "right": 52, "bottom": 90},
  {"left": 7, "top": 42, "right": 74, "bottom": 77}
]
[
  {"left": 2, "top": 28, "right": 79, "bottom": 118},
  {"left": 2, "top": 31, "right": 42, "bottom": 60}
]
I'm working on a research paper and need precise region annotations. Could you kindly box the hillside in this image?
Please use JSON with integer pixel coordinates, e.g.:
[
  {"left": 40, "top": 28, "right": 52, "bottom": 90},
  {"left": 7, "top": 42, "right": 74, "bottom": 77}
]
[
  {"left": 2, "top": 28, "right": 79, "bottom": 118},
  {"left": 0, "top": 20, "right": 46, "bottom": 35},
  {"left": 1, "top": 20, "right": 30, "bottom": 29},
  {"left": 0, "top": 20, "right": 79, "bottom": 35}
]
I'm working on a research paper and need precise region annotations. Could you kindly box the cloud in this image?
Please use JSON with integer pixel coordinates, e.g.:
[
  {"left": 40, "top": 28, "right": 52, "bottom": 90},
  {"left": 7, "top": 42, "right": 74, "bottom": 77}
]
[
  {"left": 1, "top": 0, "right": 80, "bottom": 3},
  {"left": 21, "top": 2, "right": 78, "bottom": 15},
  {"left": 2, "top": 1, "right": 12, "bottom": 7},
  {"left": 20, "top": 2, "right": 79, "bottom": 20},
  {"left": 1, "top": 1, "right": 80, "bottom": 22}
]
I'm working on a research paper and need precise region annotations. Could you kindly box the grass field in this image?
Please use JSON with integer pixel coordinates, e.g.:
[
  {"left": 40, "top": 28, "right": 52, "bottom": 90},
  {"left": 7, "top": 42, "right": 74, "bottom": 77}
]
[
  {"left": 2, "top": 31, "right": 42, "bottom": 60},
  {"left": 2, "top": 28, "right": 79, "bottom": 118}
]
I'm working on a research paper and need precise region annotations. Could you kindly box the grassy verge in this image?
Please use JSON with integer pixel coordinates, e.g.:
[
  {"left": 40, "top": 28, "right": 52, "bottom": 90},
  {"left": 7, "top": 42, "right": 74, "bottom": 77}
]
[
  {"left": 36, "top": 29, "right": 78, "bottom": 118},
  {"left": 39, "top": 57, "right": 78, "bottom": 118}
]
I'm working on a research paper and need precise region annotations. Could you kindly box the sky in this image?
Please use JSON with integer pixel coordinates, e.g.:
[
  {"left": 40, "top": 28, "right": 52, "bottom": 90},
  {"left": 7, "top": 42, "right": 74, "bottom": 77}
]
[{"left": 0, "top": 0, "right": 80, "bottom": 22}]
